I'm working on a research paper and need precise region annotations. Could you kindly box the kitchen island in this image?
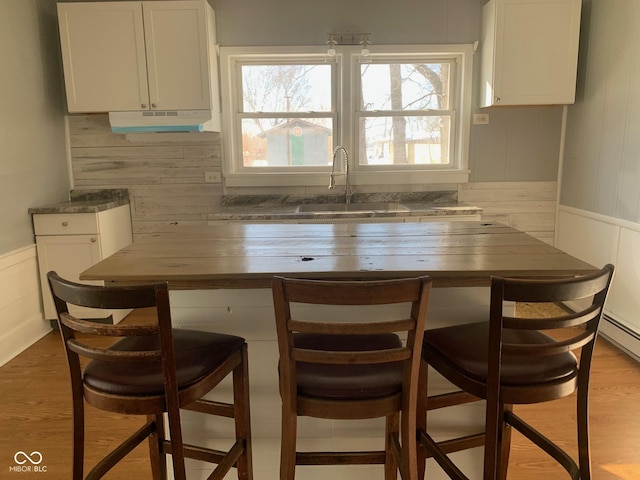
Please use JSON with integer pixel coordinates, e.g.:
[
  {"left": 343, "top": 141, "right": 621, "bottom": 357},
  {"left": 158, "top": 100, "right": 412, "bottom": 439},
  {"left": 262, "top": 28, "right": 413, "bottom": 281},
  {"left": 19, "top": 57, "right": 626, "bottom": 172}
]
[
  {"left": 81, "top": 221, "right": 594, "bottom": 288},
  {"left": 80, "top": 221, "right": 596, "bottom": 480}
]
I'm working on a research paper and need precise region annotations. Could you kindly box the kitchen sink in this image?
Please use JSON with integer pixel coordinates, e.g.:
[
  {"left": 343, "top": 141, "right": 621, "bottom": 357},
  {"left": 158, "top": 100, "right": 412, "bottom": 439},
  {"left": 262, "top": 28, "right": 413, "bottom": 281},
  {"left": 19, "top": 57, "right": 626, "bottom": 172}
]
[{"left": 296, "top": 202, "right": 410, "bottom": 213}]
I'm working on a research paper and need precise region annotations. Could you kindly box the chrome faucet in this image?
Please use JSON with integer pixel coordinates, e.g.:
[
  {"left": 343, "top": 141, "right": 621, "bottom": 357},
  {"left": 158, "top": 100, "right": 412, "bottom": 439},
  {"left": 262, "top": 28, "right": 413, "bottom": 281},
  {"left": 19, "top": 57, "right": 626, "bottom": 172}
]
[{"left": 329, "top": 146, "right": 354, "bottom": 204}]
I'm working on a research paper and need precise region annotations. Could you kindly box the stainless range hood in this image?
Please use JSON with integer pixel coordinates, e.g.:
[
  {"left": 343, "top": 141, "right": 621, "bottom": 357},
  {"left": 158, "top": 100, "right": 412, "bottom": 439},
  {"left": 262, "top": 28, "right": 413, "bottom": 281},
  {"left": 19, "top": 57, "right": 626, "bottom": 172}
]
[{"left": 108, "top": 110, "right": 220, "bottom": 133}]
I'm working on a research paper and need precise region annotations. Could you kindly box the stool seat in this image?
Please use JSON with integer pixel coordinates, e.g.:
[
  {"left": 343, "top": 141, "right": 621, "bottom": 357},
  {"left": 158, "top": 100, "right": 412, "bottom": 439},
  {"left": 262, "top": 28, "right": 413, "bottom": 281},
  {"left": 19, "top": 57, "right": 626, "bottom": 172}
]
[
  {"left": 425, "top": 322, "right": 577, "bottom": 388},
  {"left": 294, "top": 333, "right": 404, "bottom": 400},
  {"left": 85, "top": 330, "right": 245, "bottom": 396}
]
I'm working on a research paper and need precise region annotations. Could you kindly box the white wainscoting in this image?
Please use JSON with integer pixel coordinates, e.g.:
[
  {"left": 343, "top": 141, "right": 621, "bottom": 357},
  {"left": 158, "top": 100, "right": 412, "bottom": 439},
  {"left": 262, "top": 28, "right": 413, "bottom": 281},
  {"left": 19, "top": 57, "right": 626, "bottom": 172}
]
[
  {"left": 0, "top": 245, "right": 50, "bottom": 367},
  {"left": 556, "top": 206, "right": 640, "bottom": 360}
]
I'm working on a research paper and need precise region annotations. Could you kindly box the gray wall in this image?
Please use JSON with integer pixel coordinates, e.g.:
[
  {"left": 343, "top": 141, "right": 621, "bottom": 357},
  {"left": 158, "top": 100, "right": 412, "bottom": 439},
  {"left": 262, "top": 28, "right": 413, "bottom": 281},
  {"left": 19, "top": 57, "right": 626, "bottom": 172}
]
[
  {"left": 563, "top": 0, "right": 640, "bottom": 224},
  {"left": 212, "top": 0, "right": 480, "bottom": 46},
  {"left": 211, "top": 0, "right": 564, "bottom": 184},
  {"left": 0, "top": 0, "right": 69, "bottom": 255}
]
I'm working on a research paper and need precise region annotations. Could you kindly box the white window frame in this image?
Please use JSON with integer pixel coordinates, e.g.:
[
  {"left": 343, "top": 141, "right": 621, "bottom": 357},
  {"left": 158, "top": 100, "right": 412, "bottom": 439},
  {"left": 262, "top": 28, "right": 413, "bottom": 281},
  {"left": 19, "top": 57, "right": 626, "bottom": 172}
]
[{"left": 219, "top": 45, "right": 473, "bottom": 187}]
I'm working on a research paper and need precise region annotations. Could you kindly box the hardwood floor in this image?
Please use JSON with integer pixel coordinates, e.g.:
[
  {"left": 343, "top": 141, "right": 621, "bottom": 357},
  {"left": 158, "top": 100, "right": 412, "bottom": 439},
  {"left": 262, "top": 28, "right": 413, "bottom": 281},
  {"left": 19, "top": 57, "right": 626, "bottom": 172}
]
[{"left": 1, "top": 309, "right": 639, "bottom": 479}]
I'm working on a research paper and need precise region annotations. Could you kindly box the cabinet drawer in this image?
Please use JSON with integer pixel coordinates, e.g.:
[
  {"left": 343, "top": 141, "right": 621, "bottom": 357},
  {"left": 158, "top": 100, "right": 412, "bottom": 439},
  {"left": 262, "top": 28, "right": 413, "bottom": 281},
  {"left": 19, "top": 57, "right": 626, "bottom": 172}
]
[
  {"left": 418, "top": 214, "right": 481, "bottom": 223},
  {"left": 33, "top": 213, "right": 99, "bottom": 235}
]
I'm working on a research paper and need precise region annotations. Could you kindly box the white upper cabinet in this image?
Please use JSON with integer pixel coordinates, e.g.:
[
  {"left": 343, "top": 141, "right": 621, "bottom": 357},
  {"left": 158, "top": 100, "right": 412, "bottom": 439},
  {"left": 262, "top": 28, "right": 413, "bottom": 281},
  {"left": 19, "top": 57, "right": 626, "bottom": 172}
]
[
  {"left": 57, "top": 1, "right": 218, "bottom": 113},
  {"left": 480, "top": 0, "right": 582, "bottom": 107}
]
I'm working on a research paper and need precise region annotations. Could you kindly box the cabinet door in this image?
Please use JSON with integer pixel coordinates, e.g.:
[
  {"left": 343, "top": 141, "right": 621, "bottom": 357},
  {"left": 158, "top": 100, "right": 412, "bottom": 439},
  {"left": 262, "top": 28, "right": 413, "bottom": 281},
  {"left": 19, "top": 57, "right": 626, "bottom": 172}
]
[
  {"left": 481, "top": 0, "right": 581, "bottom": 106},
  {"left": 58, "top": 2, "right": 149, "bottom": 112},
  {"left": 36, "top": 235, "right": 103, "bottom": 320},
  {"left": 143, "top": 1, "right": 212, "bottom": 110}
]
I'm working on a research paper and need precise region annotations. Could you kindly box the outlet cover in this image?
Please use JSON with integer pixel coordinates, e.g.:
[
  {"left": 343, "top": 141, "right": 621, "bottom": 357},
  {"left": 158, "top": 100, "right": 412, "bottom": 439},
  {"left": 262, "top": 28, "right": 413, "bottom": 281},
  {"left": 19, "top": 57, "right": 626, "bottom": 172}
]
[
  {"left": 473, "top": 113, "right": 490, "bottom": 125},
  {"left": 204, "top": 172, "right": 222, "bottom": 183}
]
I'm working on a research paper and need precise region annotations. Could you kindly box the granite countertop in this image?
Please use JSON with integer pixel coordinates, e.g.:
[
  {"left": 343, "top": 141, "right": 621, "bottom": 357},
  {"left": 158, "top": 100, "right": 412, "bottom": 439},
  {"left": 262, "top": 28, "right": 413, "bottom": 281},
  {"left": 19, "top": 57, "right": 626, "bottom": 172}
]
[
  {"left": 29, "top": 189, "right": 130, "bottom": 215},
  {"left": 207, "top": 192, "right": 482, "bottom": 222}
]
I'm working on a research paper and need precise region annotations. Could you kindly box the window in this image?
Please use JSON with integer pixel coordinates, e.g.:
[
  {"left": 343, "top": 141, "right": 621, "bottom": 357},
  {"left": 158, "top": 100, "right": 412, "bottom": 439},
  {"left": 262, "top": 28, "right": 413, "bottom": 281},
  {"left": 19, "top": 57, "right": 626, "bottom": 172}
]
[
  {"left": 239, "top": 63, "right": 334, "bottom": 169},
  {"left": 220, "top": 45, "right": 473, "bottom": 187},
  {"left": 358, "top": 61, "right": 453, "bottom": 167}
]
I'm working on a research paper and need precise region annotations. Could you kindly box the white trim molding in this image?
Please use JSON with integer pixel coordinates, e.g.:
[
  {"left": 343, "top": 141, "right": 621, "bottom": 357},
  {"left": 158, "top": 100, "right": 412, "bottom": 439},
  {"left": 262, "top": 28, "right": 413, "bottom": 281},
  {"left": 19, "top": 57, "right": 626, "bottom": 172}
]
[
  {"left": 556, "top": 205, "right": 640, "bottom": 360},
  {"left": 0, "top": 245, "right": 50, "bottom": 367}
]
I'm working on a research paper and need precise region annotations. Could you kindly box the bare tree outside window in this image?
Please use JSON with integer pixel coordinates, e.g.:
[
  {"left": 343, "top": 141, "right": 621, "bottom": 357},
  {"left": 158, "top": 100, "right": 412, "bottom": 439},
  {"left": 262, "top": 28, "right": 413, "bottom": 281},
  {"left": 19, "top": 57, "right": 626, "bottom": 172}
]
[{"left": 359, "top": 62, "right": 452, "bottom": 166}]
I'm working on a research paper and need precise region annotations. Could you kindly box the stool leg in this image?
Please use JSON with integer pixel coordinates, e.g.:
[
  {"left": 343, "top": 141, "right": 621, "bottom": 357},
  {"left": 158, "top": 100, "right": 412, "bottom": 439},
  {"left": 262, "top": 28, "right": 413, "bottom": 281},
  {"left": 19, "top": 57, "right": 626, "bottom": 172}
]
[
  {"left": 577, "top": 381, "right": 592, "bottom": 480},
  {"left": 483, "top": 397, "right": 502, "bottom": 480},
  {"left": 280, "top": 408, "right": 297, "bottom": 480},
  {"left": 166, "top": 405, "right": 186, "bottom": 480},
  {"left": 484, "top": 401, "right": 512, "bottom": 480},
  {"left": 71, "top": 394, "right": 85, "bottom": 480},
  {"left": 234, "top": 344, "right": 253, "bottom": 480},
  {"left": 499, "top": 405, "right": 512, "bottom": 480},
  {"left": 148, "top": 414, "right": 166, "bottom": 480},
  {"left": 416, "top": 360, "right": 428, "bottom": 480},
  {"left": 385, "top": 413, "right": 399, "bottom": 480}
]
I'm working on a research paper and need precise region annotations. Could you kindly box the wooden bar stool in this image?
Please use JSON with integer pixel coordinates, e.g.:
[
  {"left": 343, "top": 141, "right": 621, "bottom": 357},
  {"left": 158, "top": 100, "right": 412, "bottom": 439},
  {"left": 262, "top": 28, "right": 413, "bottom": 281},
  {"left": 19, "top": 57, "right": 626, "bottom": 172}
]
[
  {"left": 47, "top": 271, "right": 253, "bottom": 480},
  {"left": 271, "top": 276, "right": 432, "bottom": 480},
  {"left": 417, "top": 264, "right": 614, "bottom": 480}
]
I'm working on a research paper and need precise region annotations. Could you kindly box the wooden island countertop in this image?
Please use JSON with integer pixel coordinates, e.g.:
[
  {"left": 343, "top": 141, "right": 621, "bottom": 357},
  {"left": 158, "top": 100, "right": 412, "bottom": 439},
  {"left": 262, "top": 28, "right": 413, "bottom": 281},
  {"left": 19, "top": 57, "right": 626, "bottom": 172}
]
[{"left": 81, "top": 221, "right": 596, "bottom": 289}]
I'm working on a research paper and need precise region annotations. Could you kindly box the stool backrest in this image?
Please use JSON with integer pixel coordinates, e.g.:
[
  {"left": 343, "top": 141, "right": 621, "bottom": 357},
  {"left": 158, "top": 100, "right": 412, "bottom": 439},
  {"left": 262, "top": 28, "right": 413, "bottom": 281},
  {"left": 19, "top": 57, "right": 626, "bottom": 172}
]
[
  {"left": 47, "top": 271, "right": 173, "bottom": 362},
  {"left": 488, "top": 264, "right": 615, "bottom": 392},
  {"left": 272, "top": 275, "right": 432, "bottom": 401}
]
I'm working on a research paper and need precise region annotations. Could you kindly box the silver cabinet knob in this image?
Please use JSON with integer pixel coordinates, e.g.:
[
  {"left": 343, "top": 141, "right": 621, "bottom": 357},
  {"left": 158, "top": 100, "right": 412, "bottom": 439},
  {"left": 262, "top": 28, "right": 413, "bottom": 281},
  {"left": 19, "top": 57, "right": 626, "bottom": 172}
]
[
  {"left": 141, "top": 103, "right": 147, "bottom": 108},
  {"left": 151, "top": 103, "right": 157, "bottom": 108},
  {"left": 90, "top": 238, "right": 97, "bottom": 243},
  {"left": 62, "top": 221, "right": 68, "bottom": 227},
  {"left": 494, "top": 96, "right": 501, "bottom": 103}
]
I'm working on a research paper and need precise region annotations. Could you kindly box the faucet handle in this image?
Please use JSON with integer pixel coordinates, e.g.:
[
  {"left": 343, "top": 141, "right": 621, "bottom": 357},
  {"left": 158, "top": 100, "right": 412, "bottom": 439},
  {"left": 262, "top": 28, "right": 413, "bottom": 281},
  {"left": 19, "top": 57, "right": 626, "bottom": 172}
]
[{"left": 346, "top": 187, "right": 357, "bottom": 203}]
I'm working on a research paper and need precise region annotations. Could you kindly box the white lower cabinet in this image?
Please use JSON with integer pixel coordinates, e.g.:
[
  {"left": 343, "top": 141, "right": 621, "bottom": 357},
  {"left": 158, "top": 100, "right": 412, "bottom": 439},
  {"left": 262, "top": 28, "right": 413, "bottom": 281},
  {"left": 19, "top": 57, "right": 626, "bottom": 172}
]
[{"left": 33, "top": 205, "right": 133, "bottom": 322}]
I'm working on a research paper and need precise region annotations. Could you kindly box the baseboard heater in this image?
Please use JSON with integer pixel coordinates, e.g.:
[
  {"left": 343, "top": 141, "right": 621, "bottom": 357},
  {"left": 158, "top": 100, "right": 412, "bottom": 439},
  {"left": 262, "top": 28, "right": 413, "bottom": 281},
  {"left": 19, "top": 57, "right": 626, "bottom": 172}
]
[{"left": 600, "top": 314, "right": 640, "bottom": 363}]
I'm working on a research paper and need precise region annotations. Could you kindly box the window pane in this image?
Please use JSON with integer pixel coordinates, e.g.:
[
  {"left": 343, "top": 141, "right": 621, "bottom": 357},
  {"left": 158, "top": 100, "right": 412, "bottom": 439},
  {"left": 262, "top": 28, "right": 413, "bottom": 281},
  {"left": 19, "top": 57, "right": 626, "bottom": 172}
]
[
  {"left": 241, "top": 118, "right": 333, "bottom": 167},
  {"left": 359, "top": 116, "right": 451, "bottom": 165},
  {"left": 360, "top": 63, "right": 450, "bottom": 111},
  {"left": 241, "top": 64, "right": 332, "bottom": 113}
]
